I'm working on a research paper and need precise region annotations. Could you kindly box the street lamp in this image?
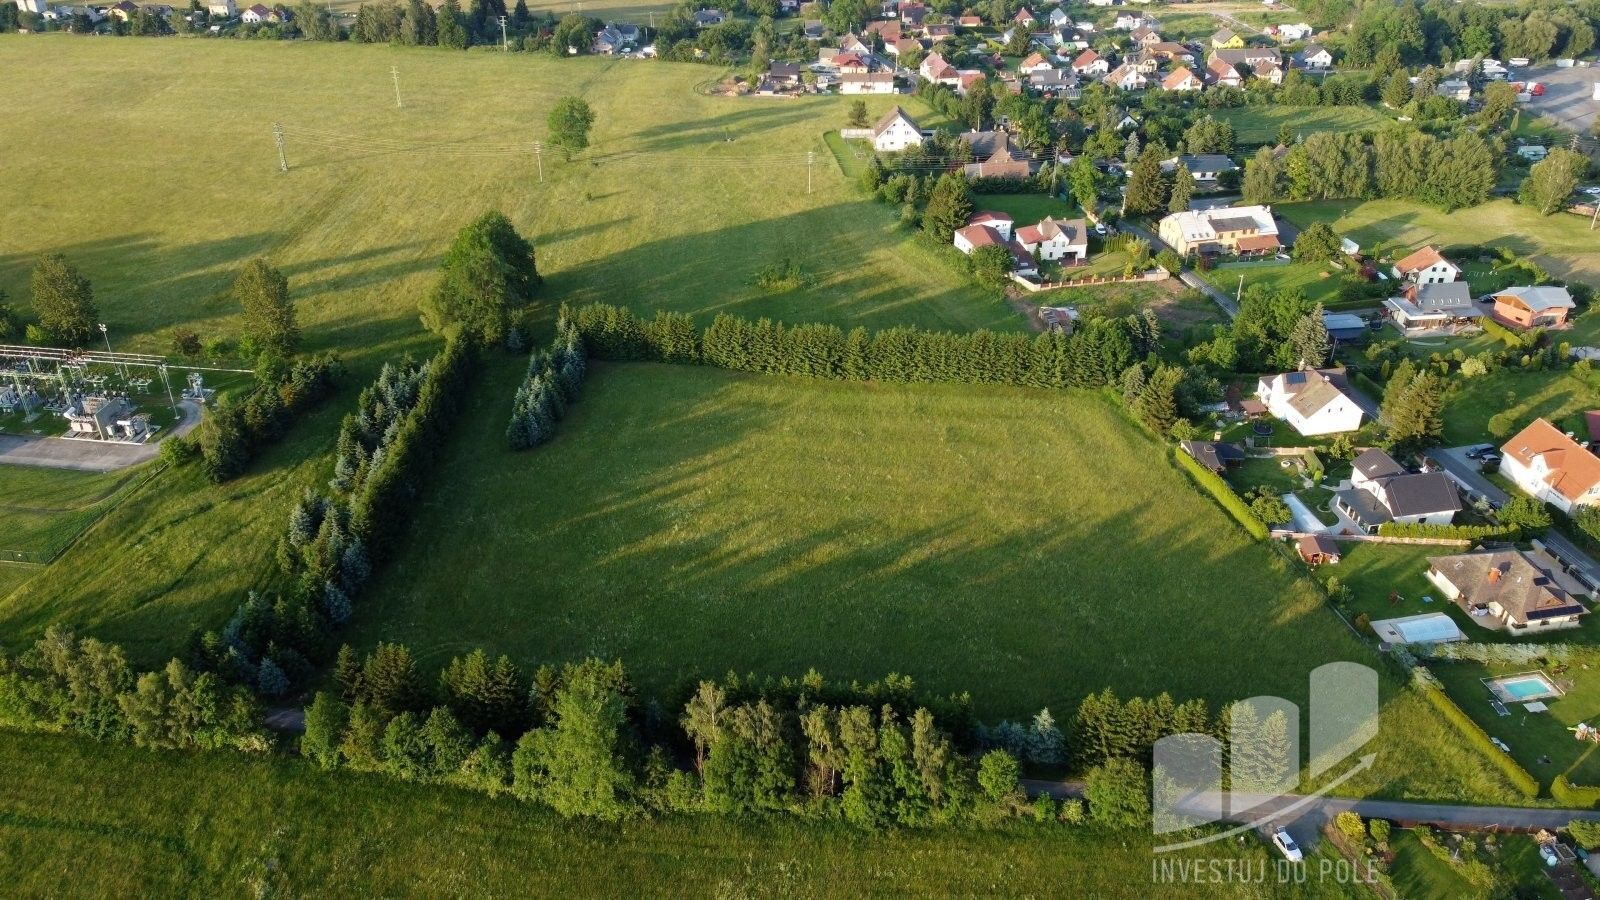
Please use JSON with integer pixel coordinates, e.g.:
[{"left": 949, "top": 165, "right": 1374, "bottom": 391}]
[{"left": 98, "top": 323, "right": 125, "bottom": 379}]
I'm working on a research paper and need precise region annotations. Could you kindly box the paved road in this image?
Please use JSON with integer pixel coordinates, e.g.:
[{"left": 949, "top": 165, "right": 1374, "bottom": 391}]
[{"left": 0, "top": 401, "right": 200, "bottom": 472}]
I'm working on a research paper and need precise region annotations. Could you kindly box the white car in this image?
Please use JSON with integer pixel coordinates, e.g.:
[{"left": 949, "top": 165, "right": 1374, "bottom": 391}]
[
  {"left": 1272, "top": 828, "right": 1304, "bottom": 863},
  {"left": 1582, "top": 187, "right": 1600, "bottom": 196}
]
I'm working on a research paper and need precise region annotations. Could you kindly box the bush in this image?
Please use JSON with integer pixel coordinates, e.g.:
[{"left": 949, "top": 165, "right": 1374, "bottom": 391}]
[
  {"left": 1173, "top": 447, "right": 1269, "bottom": 540},
  {"left": 158, "top": 435, "right": 199, "bottom": 466},
  {"left": 1368, "top": 818, "right": 1391, "bottom": 843},
  {"left": 1376, "top": 522, "right": 1520, "bottom": 541},
  {"left": 1568, "top": 818, "right": 1600, "bottom": 849},
  {"left": 1335, "top": 810, "right": 1366, "bottom": 841},
  {"left": 1480, "top": 317, "right": 1537, "bottom": 350},
  {"left": 1553, "top": 776, "right": 1600, "bottom": 809},
  {"left": 977, "top": 750, "right": 1021, "bottom": 802},
  {"left": 170, "top": 327, "right": 202, "bottom": 357},
  {"left": 1085, "top": 757, "right": 1150, "bottom": 829}
]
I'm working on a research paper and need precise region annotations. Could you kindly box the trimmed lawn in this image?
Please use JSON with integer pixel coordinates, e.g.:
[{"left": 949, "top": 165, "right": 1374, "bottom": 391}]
[
  {"left": 1202, "top": 260, "right": 1345, "bottom": 306},
  {"left": 1227, "top": 455, "right": 1306, "bottom": 496},
  {"left": 971, "top": 192, "right": 1081, "bottom": 224},
  {"left": 1314, "top": 542, "right": 1499, "bottom": 641},
  {"left": 0, "top": 730, "right": 1368, "bottom": 898},
  {"left": 1277, "top": 198, "right": 1600, "bottom": 283},
  {"left": 0, "top": 464, "right": 152, "bottom": 565},
  {"left": 1430, "top": 655, "right": 1600, "bottom": 790},
  {"left": 1388, "top": 828, "right": 1487, "bottom": 900},
  {"left": 1213, "top": 105, "right": 1396, "bottom": 145}
]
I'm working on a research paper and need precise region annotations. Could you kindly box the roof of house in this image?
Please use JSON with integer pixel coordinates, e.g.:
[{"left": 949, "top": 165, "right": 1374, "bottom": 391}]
[
  {"left": 1180, "top": 439, "right": 1246, "bottom": 471},
  {"left": 958, "top": 129, "right": 1012, "bottom": 157},
  {"left": 1207, "top": 56, "right": 1240, "bottom": 79},
  {"left": 1012, "top": 6, "right": 1033, "bottom": 22},
  {"left": 1235, "top": 234, "right": 1281, "bottom": 252},
  {"left": 1161, "top": 66, "right": 1197, "bottom": 89},
  {"left": 841, "top": 72, "right": 895, "bottom": 85},
  {"left": 1073, "top": 49, "right": 1100, "bottom": 66},
  {"left": 967, "top": 210, "right": 1014, "bottom": 226},
  {"left": 1408, "top": 281, "right": 1474, "bottom": 309},
  {"left": 1503, "top": 418, "right": 1600, "bottom": 503},
  {"left": 871, "top": 106, "right": 919, "bottom": 137},
  {"left": 1302, "top": 42, "right": 1329, "bottom": 57},
  {"left": 1267, "top": 368, "right": 1353, "bottom": 420},
  {"left": 1212, "top": 47, "right": 1281, "bottom": 65},
  {"left": 1014, "top": 216, "right": 1088, "bottom": 248},
  {"left": 768, "top": 62, "right": 802, "bottom": 78},
  {"left": 1497, "top": 285, "right": 1575, "bottom": 312},
  {"left": 1130, "top": 25, "right": 1157, "bottom": 39},
  {"left": 1298, "top": 533, "right": 1341, "bottom": 558},
  {"left": 833, "top": 51, "right": 866, "bottom": 66},
  {"left": 955, "top": 223, "right": 1004, "bottom": 248},
  {"left": 1427, "top": 549, "right": 1588, "bottom": 624},
  {"left": 1212, "top": 27, "right": 1236, "bottom": 42},
  {"left": 1378, "top": 471, "right": 1461, "bottom": 518},
  {"left": 1021, "top": 51, "right": 1050, "bottom": 68},
  {"left": 1393, "top": 245, "right": 1453, "bottom": 275},
  {"left": 1353, "top": 447, "right": 1407, "bottom": 481},
  {"left": 1146, "top": 41, "right": 1192, "bottom": 57}
]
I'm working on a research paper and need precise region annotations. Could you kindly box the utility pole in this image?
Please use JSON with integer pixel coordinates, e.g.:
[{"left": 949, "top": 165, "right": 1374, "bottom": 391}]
[
  {"left": 535, "top": 142, "right": 544, "bottom": 182},
  {"left": 806, "top": 150, "right": 814, "bottom": 194},
  {"left": 498, "top": 14, "right": 507, "bottom": 50},
  {"left": 1236, "top": 273, "right": 1244, "bottom": 309},
  {"left": 1591, "top": 199, "right": 1598, "bottom": 231},
  {"left": 391, "top": 65, "right": 403, "bottom": 108},
  {"left": 272, "top": 122, "right": 288, "bottom": 173}
]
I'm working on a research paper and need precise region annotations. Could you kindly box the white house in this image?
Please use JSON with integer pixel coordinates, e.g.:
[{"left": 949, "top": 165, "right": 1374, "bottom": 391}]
[
  {"left": 841, "top": 73, "right": 896, "bottom": 94},
  {"left": 240, "top": 2, "right": 270, "bottom": 22},
  {"left": 952, "top": 212, "right": 1039, "bottom": 276},
  {"left": 1019, "top": 52, "right": 1056, "bottom": 76},
  {"left": 1295, "top": 43, "right": 1333, "bottom": 69},
  {"left": 1335, "top": 448, "right": 1460, "bottom": 532},
  {"left": 869, "top": 106, "right": 922, "bottom": 151},
  {"left": 1103, "top": 64, "right": 1147, "bottom": 91},
  {"left": 1391, "top": 245, "right": 1460, "bottom": 285},
  {"left": 15, "top": 0, "right": 48, "bottom": 13},
  {"left": 1255, "top": 368, "right": 1365, "bottom": 436},
  {"left": 1072, "top": 49, "right": 1109, "bottom": 76},
  {"left": 920, "top": 51, "right": 960, "bottom": 86},
  {"left": 1156, "top": 204, "right": 1278, "bottom": 255},
  {"left": 1014, "top": 217, "right": 1089, "bottom": 263},
  {"left": 206, "top": 0, "right": 235, "bottom": 15},
  {"left": 1160, "top": 66, "right": 1202, "bottom": 92},
  {"left": 1113, "top": 12, "right": 1147, "bottom": 29},
  {"left": 1274, "top": 22, "right": 1313, "bottom": 41},
  {"left": 1501, "top": 418, "right": 1600, "bottom": 514}
]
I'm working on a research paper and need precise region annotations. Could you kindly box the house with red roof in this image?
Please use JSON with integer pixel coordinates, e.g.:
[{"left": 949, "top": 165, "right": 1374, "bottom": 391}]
[
  {"left": 1391, "top": 246, "right": 1461, "bottom": 286},
  {"left": 1161, "top": 66, "right": 1201, "bottom": 92},
  {"left": 1072, "top": 48, "right": 1108, "bottom": 76},
  {"left": 1501, "top": 418, "right": 1600, "bottom": 514}
]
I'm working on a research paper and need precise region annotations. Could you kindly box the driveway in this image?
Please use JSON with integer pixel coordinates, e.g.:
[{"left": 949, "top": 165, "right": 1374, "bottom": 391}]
[
  {"left": 1426, "top": 446, "right": 1509, "bottom": 509},
  {"left": 0, "top": 401, "right": 200, "bottom": 473}
]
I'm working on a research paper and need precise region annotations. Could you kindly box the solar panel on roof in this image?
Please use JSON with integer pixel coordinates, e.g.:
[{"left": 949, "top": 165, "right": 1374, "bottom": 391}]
[{"left": 1285, "top": 372, "right": 1307, "bottom": 384}]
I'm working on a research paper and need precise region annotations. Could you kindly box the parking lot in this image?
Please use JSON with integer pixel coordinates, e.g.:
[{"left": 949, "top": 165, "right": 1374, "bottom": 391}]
[{"left": 1520, "top": 65, "right": 1600, "bottom": 136}]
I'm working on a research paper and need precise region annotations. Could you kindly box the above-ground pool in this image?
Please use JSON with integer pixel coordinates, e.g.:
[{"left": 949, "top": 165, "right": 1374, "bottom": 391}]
[{"left": 1484, "top": 672, "right": 1564, "bottom": 703}]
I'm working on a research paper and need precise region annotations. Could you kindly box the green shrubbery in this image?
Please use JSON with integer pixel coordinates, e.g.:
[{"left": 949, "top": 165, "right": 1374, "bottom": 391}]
[
  {"left": 1376, "top": 522, "right": 1521, "bottom": 541},
  {"left": 1172, "top": 448, "right": 1270, "bottom": 540},
  {"left": 507, "top": 318, "right": 585, "bottom": 450},
  {"left": 1553, "top": 775, "right": 1600, "bottom": 809},
  {"left": 197, "top": 354, "right": 343, "bottom": 483}
]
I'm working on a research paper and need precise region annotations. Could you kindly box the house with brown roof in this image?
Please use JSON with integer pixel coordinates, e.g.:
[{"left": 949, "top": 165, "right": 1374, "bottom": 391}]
[
  {"left": 1130, "top": 25, "right": 1161, "bottom": 46},
  {"left": 1156, "top": 203, "right": 1274, "bottom": 255},
  {"left": 920, "top": 51, "right": 959, "bottom": 85},
  {"left": 1012, "top": 6, "right": 1034, "bottom": 25},
  {"left": 1161, "top": 66, "right": 1202, "bottom": 92},
  {"left": 841, "top": 71, "right": 896, "bottom": 93},
  {"left": 1492, "top": 286, "right": 1575, "bottom": 330},
  {"left": 1391, "top": 245, "right": 1460, "bottom": 285},
  {"left": 1072, "top": 49, "right": 1109, "bottom": 76},
  {"left": 1019, "top": 51, "right": 1055, "bottom": 75},
  {"left": 960, "top": 139, "right": 1036, "bottom": 179},
  {"left": 1014, "top": 216, "right": 1089, "bottom": 264},
  {"left": 1501, "top": 418, "right": 1600, "bottom": 514},
  {"left": 832, "top": 52, "right": 870, "bottom": 73},
  {"left": 1254, "top": 368, "right": 1365, "bottom": 436},
  {"left": 1297, "top": 534, "right": 1341, "bottom": 566},
  {"left": 1103, "top": 64, "right": 1147, "bottom": 91},
  {"left": 1206, "top": 56, "right": 1242, "bottom": 88},
  {"left": 952, "top": 212, "right": 1039, "bottom": 276},
  {"left": 869, "top": 107, "right": 922, "bottom": 151},
  {"left": 957, "top": 15, "right": 982, "bottom": 28},
  {"left": 1427, "top": 549, "right": 1589, "bottom": 634}
]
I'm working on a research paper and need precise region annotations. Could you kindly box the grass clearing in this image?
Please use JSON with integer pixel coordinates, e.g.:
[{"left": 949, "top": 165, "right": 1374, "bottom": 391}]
[
  {"left": 0, "top": 464, "right": 152, "bottom": 564},
  {"left": 1213, "top": 105, "right": 1396, "bottom": 145},
  {"left": 1202, "top": 259, "right": 1346, "bottom": 306},
  {"left": 971, "top": 192, "right": 1082, "bottom": 224},
  {"left": 0, "top": 729, "right": 1372, "bottom": 897},
  {"left": 1278, "top": 198, "right": 1600, "bottom": 283},
  {"left": 1430, "top": 656, "right": 1600, "bottom": 790}
]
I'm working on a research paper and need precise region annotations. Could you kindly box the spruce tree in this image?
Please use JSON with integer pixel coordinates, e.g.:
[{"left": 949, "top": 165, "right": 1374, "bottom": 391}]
[
  {"left": 1288, "top": 303, "right": 1331, "bottom": 367},
  {"left": 1167, "top": 164, "right": 1194, "bottom": 214},
  {"left": 1123, "top": 147, "right": 1167, "bottom": 215},
  {"left": 921, "top": 174, "right": 973, "bottom": 243}
]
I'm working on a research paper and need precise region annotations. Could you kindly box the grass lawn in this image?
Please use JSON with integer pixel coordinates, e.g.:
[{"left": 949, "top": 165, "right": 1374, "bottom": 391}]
[
  {"left": 1312, "top": 543, "right": 1517, "bottom": 643},
  {"left": 1213, "top": 105, "right": 1396, "bottom": 146},
  {"left": 0, "top": 730, "right": 1375, "bottom": 898},
  {"left": 1277, "top": 198, "right": 1600, "bottom": 284},
  {"left": 1227, "top": 455, "right": 1308, "bottom": 496},
  {"left": 1388, "top": 828, "right": 1486, "bottom": 900},
  {"left": 1430, "top": 656, "right": 1600, "bottom": 790},
  {"left": 1202, "top": 260, "right": 1346, "bottom": 306},
  {"left": 0, "top": 464, "right": 154, "bottom": 565},
  {"left": 971, "top": 192, "right": 1081, "bottom": 224},
  {"left": 1441, "top": 364, "right": 1600, "bottom": 447}
]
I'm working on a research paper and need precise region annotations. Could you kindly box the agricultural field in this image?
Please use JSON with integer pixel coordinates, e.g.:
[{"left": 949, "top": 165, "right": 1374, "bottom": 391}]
[
  {"left": 1277, "top": 199, "right": 1600, "bottom": 284},
  {"left": 0, "top": 730, "right": 1371, "bottom": 898},
  {"left": 1212, "top": 104, "right": 1396, "bottom": 145}
]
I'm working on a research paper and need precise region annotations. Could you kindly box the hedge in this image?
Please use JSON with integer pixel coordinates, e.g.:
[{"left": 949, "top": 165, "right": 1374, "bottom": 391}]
[
  {"left": 1376, "top": 522, "right": 1520, "bottom": 541},
  {"left": 1414, "top": 672, "right": 1540, "bottom": 799},
  {"left": 1554, "top": 775, "right": 1600, "bottom": 809},
  {"left": 1353, "top": 371, "right": 1386, "bottom": 401},
  {"left": 1480, "top": 316, "right": 1538, "bottom": 350},
  {"left": 1172, "top": 447, "right": 1270, "bottom": 541}
]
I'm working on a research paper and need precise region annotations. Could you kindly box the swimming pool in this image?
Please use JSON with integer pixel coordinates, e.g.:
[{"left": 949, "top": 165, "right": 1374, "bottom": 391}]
[{"left": 1484, "top": 672, "right": 1564, "bottom": 703}]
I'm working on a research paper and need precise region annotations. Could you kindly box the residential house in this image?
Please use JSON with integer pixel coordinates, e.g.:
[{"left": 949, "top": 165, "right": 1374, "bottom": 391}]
[
  {"left": 1294, "top": 43, "right": 1333, "bottom": 70},
  {"left": 1427, "top": 549, "right": 1589, "bottom": 634},
  {"left": 956, "top": 14, "right": 983, "bottom": 29},
  {"left": 1254, "top": 368, "right": 1366, "bottom": 436},
  {"left": 593, "top": 25, "right": 639, "bottom": 54},
  {"left": 1211, "top": 28, "right": 1243, "bottom": 50},
  {"left": 693, "top": 8, "right": 725, "bottom": 27},
  {"left": 1030, "top": 67, "right": 1079, "bottom": 97},
  {"left": 866, "top": 19, "right": 902, "bottom": 44},
  {"left": 1516, "top": 144, "right": 1549, "bottom": 162},
  {"left": 1113, "top": 12, "right": 1148, "bottom": 30},
  {"left": 1206, "top": 56, "right": 1242, "bottom": 88},
  {"left": 952, "top": 212, "right": 1039, "bottom": 276},
  {"left": 1335, "top": 448, "right": 1461, "bottom": 532},
  {"left": 920, "top": 51, "right": 959, "bottom": 85},
  {"left": 832, "top": 52, "right": 870, "bottom": 74},
  {"left": 1390, "top": 245, "right": 1460, "bottom": 285},
  {"left": 15, "top": 0, "right": 48, "bottom": 12},
  {"left": 1501, "top": 418, "right": 1600, "bottom": 514},
  {"left": 106, "top": 0, "right": 138, "bottom": 20},
  {"left": 1019, "top": 51, "right": 1055, "bottom": 75},
  {"left": 899, "top": 1, "right": 926, "bottom": 28},
  {"left": 1142, "top": 41, "right": 1194, "bottom": 64},
  {"left": 1493, "top": 286, "right": 1575, "bottom": 330},
  {"left": 841, "top": 72, "right": 896, "bottom": 94},
  {"left": 1273, "top": 22, "right": 1313, "bottom": 42},
  {"left": 1129, "top": 25, "right": 1161, "bottom": 46},
  {"left": 1012, "top": 6, "right": 1033, "bottom": 26},
  {"left": 870, "top": 106, "right": 922, "bottom": 151},
  {"left": 240, "top": 2, "right": 270, "bottom": 22},
  {"left": 1086, "top": 0, "right": 1113, "bottom": 6},
  {"left": 803, "top": 19, "right": 824, "bottom": 39},
  {"left": 1047, "top": 8, "right": 1071, "bottom": 28},
  {"left": 1254, "top": 60, "right": 1284, "bottom": 84},
  {"left": 1072, "top": 49, "right": 1108, "bottom": 76},
  {"left": 960, "top": 135, "right": 1036, "bottom": 178},
  {"left": 205, "top": 0, "right": 233, "bottom": 15},
  {"left": 887, "top": 37, "right": 923, "bottom": 57},
  {"left": 1211, "top": 47, "right": 1282, "bottom": 70},
  {"left": 1157, "top": 204, "right": 1279, "bottom": 255},
  {"left": 1180, "top": 439, "right": 1246, "bottom": 474},
  {"left": 925, "top": 23, "right": 952, "bottom": 40},
  {"left": 1014, "top": 216, "right": 1089, "bottom": 263},
  {"left": 840, "top": 33, "right": 872, "bottom": 56},
  {"left": 1160, "top": 154, "right": 1238, "bottom": 183},
  {"left": 1161, "top": 66, "right": 1202, "bottom": 92},
  {"left": 1435, "top": 79, "right": 1472, "bottom": 102},
  {"left": 1103, "top": 64, "right": 1147, "bottom": 91},
  {"left": 1383, "top": 282, "right": 1481, "bottom": 334}
]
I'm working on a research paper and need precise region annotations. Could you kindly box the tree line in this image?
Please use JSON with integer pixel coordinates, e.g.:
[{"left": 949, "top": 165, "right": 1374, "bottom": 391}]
[
  {"left": 193, "top": 353, "right": 343, "bottom": 482},
  {"left": 507, "top": 317, "right": 586, "bottom": 449},
  {"left": 1241, "top": 129, "right": 1498, "bottom": 213}
]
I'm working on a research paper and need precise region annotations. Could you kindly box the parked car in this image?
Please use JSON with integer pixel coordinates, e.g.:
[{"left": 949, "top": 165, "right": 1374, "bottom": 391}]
[
  {"left": 1272, "top": 828, "right": 1304, "bottom": 863},
  {"left": 1464, "top": 444, "right": 1497, "bottom": 459},
  {"left": 1094, "top": 223, "right": 1107, "bottom": 235},
  {"left": 1480, "top": 453, "right": 1502, "bottom": 470}
]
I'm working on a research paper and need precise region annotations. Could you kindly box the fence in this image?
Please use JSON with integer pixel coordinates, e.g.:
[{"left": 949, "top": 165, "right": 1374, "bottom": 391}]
[
  {"left": 838, "top": 128, "right": 873, "bottom": 139},
  {"left": 1012, "top": 266, "right": 1170, "bottom": 293},
  {"left": 1270, "top": 529, "right": 1472, "bottom": 547}
]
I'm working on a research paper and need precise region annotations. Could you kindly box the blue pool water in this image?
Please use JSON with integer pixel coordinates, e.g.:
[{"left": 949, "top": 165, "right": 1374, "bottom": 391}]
[{"left": 1499, "top": 676, "right": 1557, "bottom": 700}]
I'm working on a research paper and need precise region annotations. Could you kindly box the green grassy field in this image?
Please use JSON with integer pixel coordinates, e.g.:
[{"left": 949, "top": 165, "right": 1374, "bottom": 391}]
[
  {"left": 0, "top": 465, "right": 152, "bottom": 564},
  {"left": 971, "top": 192, "right": 1082, "bottom": 224},
  {"left": 0, "top": 730, "right": 1377, "bottom": 898},
  {"left": 1213, "top": 105, "right": 1396, "bottom": 145},
  {"left": 1202, "top": 259, "right": 1346, "bottom": 306},
  {"left": 1278, "top": 199, "right": 1600, "bottom": 284},
  {"left": 1431, "top": 657, "right": 1600, "bottom": 789}
]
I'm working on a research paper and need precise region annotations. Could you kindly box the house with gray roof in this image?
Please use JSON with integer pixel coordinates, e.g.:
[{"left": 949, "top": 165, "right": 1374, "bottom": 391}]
[
  {"left": 1427, "top": 549, "right": 1590, "bottom": 634},
  {"left": 1383, "top": 281, "right": 1482, "bottom": 335},
  {"left": 1336, "top": 448, "right": 1461, "bottom": 532}
]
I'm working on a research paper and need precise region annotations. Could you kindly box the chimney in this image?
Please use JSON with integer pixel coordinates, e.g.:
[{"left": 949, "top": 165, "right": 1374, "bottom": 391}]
[{"left": 1488, "top": 565, "right": 1503, "bottom": 584}]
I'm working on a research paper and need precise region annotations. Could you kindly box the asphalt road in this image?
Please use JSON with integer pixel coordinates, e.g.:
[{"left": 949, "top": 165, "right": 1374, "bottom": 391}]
[{"left": 1520, "top": 65, "right": 1600, "bottom": 138}]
